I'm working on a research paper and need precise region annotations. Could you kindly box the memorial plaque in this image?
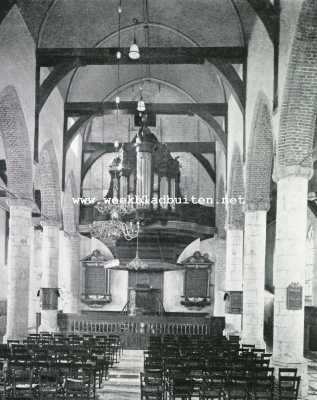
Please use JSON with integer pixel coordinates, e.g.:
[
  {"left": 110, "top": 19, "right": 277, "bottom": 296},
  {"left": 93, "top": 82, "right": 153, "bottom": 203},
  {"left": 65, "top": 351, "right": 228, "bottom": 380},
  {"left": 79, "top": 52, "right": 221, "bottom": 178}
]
[
  {"left": 286, "top": 283, "right": 302, "bottom": 310},
  {"left": 185, "top": 268, "right": 209, "bottom": 298}
]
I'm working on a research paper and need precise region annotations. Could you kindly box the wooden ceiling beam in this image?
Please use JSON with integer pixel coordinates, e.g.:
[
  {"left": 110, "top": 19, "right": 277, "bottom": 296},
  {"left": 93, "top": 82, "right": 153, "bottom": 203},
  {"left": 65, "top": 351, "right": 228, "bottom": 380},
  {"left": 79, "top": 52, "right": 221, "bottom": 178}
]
[
  {"left": 65, "top": 101, "right": 227, "bottom": 117},
  {"left": 62, "top": 103, "right": 226, "bottom": 189},
  {"left": 37, "top": 46, "right": 245, "bottom": 67},
  {"left": 246, "top": 0, "right": 279, "bottom": 44},
  {"left": 81, "top": 144, "right": 216, "bottom": 184},
  {"left": 83, "top": 141, "right": 215, "bottom": 154}
]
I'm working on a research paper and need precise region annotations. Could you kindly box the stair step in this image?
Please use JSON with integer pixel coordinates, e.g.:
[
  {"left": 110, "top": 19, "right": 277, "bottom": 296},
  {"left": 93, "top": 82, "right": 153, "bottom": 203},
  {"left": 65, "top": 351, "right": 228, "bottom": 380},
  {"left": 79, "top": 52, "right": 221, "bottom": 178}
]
[
  {"left": 104, "top": 378, "right": 140, "bottom": 386},
  {"left": 108, "top": 374, "right": 140, "bottom": 379},
  {"left": 101, "top": 385, "right": 140, "bottom": 392}
]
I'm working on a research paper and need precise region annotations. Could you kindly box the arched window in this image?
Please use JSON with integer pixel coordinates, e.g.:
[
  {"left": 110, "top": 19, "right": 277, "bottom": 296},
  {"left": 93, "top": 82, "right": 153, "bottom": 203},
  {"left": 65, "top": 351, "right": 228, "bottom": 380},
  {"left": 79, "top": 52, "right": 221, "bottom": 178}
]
[{"left": 81, "top": 249, "right": 111, "bottom": 307}]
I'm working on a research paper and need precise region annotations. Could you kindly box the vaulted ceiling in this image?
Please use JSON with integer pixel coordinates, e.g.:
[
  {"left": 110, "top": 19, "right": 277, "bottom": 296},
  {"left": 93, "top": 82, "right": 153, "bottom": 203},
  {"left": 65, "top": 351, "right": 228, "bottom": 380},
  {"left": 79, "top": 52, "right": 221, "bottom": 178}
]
[
  {"left": 15, "top": 0, "right": 258, "bottom": 105},
  {"left": 5, "top": 0, "right": 274, "bottom": 183}
]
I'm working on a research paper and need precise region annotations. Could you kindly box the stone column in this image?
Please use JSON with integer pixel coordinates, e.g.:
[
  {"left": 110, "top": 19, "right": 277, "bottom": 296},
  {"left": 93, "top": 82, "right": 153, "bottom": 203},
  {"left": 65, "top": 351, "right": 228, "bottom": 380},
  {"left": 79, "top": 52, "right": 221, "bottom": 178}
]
[
  {"left": 272, "top": 172, "right": 310, "bottom": 398},
  {"left": 28, "top": 228, "right": 42, "bottom": 332},
  {"left": 39, "top": 221, "right": 59, "bottom": 332},
  {"left": 242, "top": 210, "right": 267, "bottom": 348},
  {"left": 5, "top": 200, "right": 32, "bottom": 341},
  {"left": 60, "top": 232, "right": 80, "bottom": 314},
  {"left": 213, "top": 238, "right": 226, "bottom": 317},
  {"left": 225, "top": 228, "right": 243, "bottom": 335}
]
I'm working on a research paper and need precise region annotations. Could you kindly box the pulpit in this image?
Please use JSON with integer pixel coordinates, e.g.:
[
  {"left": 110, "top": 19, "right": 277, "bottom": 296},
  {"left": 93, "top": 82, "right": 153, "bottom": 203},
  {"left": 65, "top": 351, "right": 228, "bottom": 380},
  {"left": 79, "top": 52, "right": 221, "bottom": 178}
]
[
  {"left": 129, "top": 285, "right": 162, "bottom": 315},
  {"left": 128, "top": 271, "right": 164, "bottom": 315}
]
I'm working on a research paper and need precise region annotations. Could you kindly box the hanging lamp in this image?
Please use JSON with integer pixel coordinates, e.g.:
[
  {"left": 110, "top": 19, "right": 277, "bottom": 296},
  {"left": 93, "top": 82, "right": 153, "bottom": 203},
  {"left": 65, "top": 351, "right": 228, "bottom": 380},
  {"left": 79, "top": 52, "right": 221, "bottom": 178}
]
[
  {"left": 126, "top": 222, "right": 147, "bottom": 270},
  {"left": 129, "top": 19, "right": 140, "bottom": 60}
]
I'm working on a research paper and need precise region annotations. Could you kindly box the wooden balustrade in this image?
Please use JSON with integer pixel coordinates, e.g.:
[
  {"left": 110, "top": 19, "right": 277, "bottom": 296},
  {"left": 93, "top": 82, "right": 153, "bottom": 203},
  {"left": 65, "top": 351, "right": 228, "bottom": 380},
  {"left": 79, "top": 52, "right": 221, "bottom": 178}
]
[{"left": 58, "top": 313, "right": 225, "bottom": 349}]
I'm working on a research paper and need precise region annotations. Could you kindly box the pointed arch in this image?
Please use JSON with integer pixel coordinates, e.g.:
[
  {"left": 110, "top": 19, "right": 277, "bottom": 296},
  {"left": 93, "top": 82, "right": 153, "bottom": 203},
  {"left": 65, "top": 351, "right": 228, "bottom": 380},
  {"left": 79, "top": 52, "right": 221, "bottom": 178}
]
[
  {"left": 278, "top": 0, "right": 317, "bottom": 177},
  {"left": 228, "top": 144, "right": 244, "bottom": 230},
  {"left": 0, "top": 86, "right": 32, "bottom": 199},
  {"left": 246, "top": 91, "right": 274, "bottom": 211},
  {"left": 63, "top": 170, "right": 78, "bottom": 234},
  {"left": 216, "top": 175, "right": 226, "bottom": 238},
  {"left": 38, "top": 140, "right": 61, "bottom": 223}
]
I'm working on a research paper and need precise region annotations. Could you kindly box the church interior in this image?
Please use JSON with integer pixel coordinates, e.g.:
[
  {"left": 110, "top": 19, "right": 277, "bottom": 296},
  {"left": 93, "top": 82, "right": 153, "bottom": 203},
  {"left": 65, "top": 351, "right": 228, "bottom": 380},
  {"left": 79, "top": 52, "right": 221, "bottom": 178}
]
[{"left": 0, "top": 0, "right": 317, "bottom": 399}]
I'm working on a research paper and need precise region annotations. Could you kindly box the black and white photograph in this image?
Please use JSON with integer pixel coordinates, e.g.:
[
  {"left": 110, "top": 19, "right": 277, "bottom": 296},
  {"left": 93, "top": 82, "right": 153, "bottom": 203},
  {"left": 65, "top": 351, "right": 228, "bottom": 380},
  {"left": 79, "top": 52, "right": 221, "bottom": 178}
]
[{"left": 0, "top": 0, "right": 316, "bottom": 399}]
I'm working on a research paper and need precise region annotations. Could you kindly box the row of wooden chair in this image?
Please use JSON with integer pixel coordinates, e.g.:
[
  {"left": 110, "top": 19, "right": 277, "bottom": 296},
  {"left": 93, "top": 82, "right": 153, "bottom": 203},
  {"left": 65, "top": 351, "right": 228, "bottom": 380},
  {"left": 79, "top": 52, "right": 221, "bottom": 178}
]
[
  {"left": 140, "top": 335, "right": 301, "bottom": 400},
  {"left": 0, "top": 333, "right": 123, "bottom": 399}
]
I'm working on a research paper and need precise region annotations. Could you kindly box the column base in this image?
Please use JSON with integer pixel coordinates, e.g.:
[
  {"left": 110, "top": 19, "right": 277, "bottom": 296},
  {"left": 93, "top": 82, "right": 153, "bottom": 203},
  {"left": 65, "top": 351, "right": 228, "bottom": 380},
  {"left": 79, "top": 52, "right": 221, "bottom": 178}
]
[
  {"left": 62, "top": 294, "right": 79, "bottom": 314},
  {"left": 224, "top": 314, "right": 242, "bottom": 337},
  {"left": 2, "top": 334, "right": 26, "bottom": 344},
  {"left": 271, "top": 359, "right": 308, "bottom": 400},
  {"left": 39, "top": 310, "right": 59, "bottom": 333},
  {"left": 4, "top": 328, "right": 28, "bottom": 343},
  {"left": 241, "top": 335, "right": 266, "bottom": 350}
]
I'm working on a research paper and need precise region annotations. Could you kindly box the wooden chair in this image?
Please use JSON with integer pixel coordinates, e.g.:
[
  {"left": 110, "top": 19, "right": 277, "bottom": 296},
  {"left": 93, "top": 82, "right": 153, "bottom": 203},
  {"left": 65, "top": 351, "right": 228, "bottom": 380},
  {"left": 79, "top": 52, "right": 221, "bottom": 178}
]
[
  {"left": 199, "top": 369, "right": 226, "bottom": 400},
  {"left": 249, "top": 375, "right": 275, "bottom": 400},
  {"left": 0, "top": 360, "right": 10, "bottom": 400},
  {"left": 278, "top": 376, "right": 300, "bottom": 400},
  {"left": 170, "top": 374, "right": 194, "bottom": 400},
  {"left": 278, "top": 368, "right": 297, "bottom": 378},
  {"left": 140, "top": 371, "right": 164, "bottom": 400},
  {"left": 225, "top": 368, "right": 249, "bottom": 400},
  {"left": 64, "top": 363, "right": 96, "bottom": 400},
  {"left": 10, "top": 366, "right": 40, "bottom": 399},
  {"left": 38, "top": 365, "right": 64, "bottom": 400},
  {"left": 261, "top": 354, "right": 272, "bottom": 361},
  {"left": 0, "top": 344, "right": 10, "bottom": 361},
  {"left": 90, "top": 346, "right": 109, "bottom": 388},
  {"left": 241, "top": 344, "right": 255, "bottom": 352}
]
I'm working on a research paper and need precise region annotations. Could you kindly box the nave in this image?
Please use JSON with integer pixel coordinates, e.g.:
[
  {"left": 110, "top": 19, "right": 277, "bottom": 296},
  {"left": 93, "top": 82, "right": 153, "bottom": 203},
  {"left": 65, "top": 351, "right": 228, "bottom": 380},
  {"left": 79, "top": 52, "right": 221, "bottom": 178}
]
[
  {"left": 1, "top": 331, "right": 317, "bottom": 400},
  {"left": 1, "top": 1, "right": 317, "bottom": 399}
]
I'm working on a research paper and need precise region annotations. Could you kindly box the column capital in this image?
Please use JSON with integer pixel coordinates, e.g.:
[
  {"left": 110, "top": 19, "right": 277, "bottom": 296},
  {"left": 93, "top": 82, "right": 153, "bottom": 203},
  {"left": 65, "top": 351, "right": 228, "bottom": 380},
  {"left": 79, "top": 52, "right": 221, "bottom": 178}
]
[
  {"left": 7, "top": 198, "right": 34, "bottom": 209},
  {"left": 274, "top": 165, "right": 313, "bottom": 182},
  {"left": 41, "top": 218, "right": 60, "bottom": 228},
  {"left": 226, "top": 222, "right": 244, "bottom": 231},
  {"left": 244, "top": 201, "right": 270, "bottom": 212},
  {"left": 63, "top": 230, "right": 80, "bottom": 239}
]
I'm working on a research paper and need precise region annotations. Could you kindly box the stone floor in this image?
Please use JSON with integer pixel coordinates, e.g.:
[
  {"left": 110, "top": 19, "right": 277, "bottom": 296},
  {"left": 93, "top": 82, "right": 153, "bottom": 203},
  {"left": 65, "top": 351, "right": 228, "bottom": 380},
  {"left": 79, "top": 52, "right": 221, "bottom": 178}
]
[
  {"left": 306, "top": 352, "right": 317, "bottom": 399},
  {"left": 97, "top": 350, "right": 143, "bottom": 400},
  {"left": 96, "top": 350, "right": 317, "bottom": 400}
]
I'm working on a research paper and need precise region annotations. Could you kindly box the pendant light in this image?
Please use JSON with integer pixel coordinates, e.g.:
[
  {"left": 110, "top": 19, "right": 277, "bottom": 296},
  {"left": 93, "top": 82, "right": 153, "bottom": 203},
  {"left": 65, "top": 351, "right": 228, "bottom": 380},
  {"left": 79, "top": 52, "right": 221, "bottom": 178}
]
[
  {"left": 129, "top": 19, "right": 140, "bottom": 60},
  {"left": 115, "top": 1, "right": 121, "bottom": 113},
  {"left": 137, "top": 87, "right": 146, "bottom": 113}
]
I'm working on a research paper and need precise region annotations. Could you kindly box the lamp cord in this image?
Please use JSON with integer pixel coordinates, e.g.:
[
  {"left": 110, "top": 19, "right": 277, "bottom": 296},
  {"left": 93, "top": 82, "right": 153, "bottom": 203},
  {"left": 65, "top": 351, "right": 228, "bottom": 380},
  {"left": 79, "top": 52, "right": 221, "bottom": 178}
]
[
  {"left": 116, "top": 0, "right": 121, "bottom": 121},
  {"left": 157, "top": 233, "right": 164, "bottom": 263}
]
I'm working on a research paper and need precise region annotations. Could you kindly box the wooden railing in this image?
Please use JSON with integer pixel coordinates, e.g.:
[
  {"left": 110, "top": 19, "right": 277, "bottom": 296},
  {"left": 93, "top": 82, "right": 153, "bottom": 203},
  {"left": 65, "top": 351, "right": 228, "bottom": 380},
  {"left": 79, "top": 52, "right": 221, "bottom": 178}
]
[{"left": 58, "top": 313, "right": 225, "bottom": 349}]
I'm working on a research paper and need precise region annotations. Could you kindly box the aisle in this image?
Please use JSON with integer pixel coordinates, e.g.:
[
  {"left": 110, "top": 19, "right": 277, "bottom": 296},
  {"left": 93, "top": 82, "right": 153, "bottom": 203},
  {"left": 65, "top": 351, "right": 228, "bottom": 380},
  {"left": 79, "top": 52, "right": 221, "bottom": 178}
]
[
  {"left": 97, "top": 350, "right": 144, "bottom": 400},
  {"left": 306, "top": 351, "right": 317, "bottom": 399},
  {"left": 96, "top": 349, "right": 317, "bottom": 399}
]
